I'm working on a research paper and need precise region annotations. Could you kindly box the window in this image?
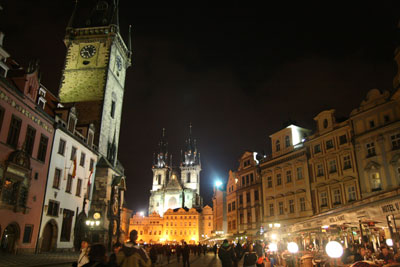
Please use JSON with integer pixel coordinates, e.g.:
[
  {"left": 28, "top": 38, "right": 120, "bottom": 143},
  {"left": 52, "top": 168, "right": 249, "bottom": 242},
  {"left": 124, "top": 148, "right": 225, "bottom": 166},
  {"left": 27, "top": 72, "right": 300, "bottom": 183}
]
[
  {"left": 247, "top": 211, "right": 252, "bottom": 223},
  {"left": 254, "top": 190, "right": 259, "bottom": 201},
  {"left": 314, "top": 144, "right": 321, "bottom": 153},
  {"left": 25, "top": 125, "right": 36, "bottom": 156},
  {"left": 278, "top": 202, "right": 284, "bottom": 215},
  {"left": 296, "top": 167, "right": 303, "bottom": 180},
  {"left": 70, "top": 146, "right": 77, "bottom": 160},
  {"left": 339, "top": 135, "right": 347, "bottom": 145},
  {"left": 250, "top": 173, "right": 254, "bottom": 183},
  {"left": 246, "top": 175, "right": 249, "bottom": 184},
  {"left": 157, "top": 174, "right": 161, "bottom": 185},
  {"left": 289, "top": 199, "right": 294, "bottom": 213},
  {"left": 391, "top": 134, "right": 400, "bottom": 150},
  {"left": 60, "top": 209, "right": 74, "bottom": 241},
  {"left": 111, "top": 100, "right": 116, "bottom": 118},
  {"left": 384, "top": 115, "right": 390, "bottom": 123},
  {"left": 343, "top": 155, "right": 351, "bottom": 169},
  {"left": 276, "top": 140, "right": 280, "bottom": 151},
  {"left": 76, "top": 179, "right": 82, "bottom": 196},
  {"left": 186, "top": 173, "right": 191, "bottom": 183},
  {"left": 317, "top": 164, "right": 324, "bottom": 177},
  {"left": 326, "top": 140, "right": 334, "bottom": 149},
  {"left": 88, "top": 132, "right": 94, "bottom": 146},
  {"left": 22, "top": 225, "right": 33, "bottom": 243},
  {"left": 285, "top": 136, "right": 290, "bottom": 147},
  {"left": 369, "top": 120, "right": 375, "bottom": 128},
  {"left": 80, "top": 152, "right": 86, "bottom": 167},
  {"left": 90, "top": 158, "right": 95, "bottom": 171},
  {"left": 267, "top": 176, "right": 272, "bottom": 188},
  {"left": 47, "top": 200, "right": 59, "bottom": 216},
  {"left": 286, "top": 170, "right": 292, "bottom": 183},
  {"left": 329, "top": 160, "right": 337, "bottom": 173},
  {"left": 37, "top": 135, "right": 49, "bottom": 162},
  {"left": 228, "top": 203, "right": 231, "bottom": 212},
  {"left": 366, "top": 142, "right": 376, "bottom": 157},
  {"left": 333, "top": 188, "right": 341, "bottom": 204},
  {"left": 66, "top": 174, "right": 73, "bottom": 193},
  {"left": 240, "top": 213, "right": 244, "bottom": 224},
  {"left": 246, "top": 192, "right": 250, "bottom": 203},
  {"left": 53, "top": 168, "right": 62, "bottom": 189},
  {"left": 269, "top": 203, "right": 274, "bottom": 216},
  {"left": 347, "top": 186, "right": 356, "bottom": 202},
  {"left": 239, "top": 195, "right": 243, "bottom": 205},
  {"left": 7, "top": 115, "right": 22, "bottom": 148},
  {"left": 300, "top": 197, "right": 306, "bottom": 212},
  {"left": 58, "top": 139, "right": 66, "bottom": 155},
  {"left": 371, "top": 172, "right": 381, "bottom": 191},
  {"left": 320, "top": 192, "right": 328, "bottom": 207},
  {"left": 241, "top": 176, "right": 245, "bottom": 186},
  {"left": 232, "top": 201, "right": 236, "bottom": 210},
  {"left": 277, "top": 174, "right": 282, "bottom": 186}
]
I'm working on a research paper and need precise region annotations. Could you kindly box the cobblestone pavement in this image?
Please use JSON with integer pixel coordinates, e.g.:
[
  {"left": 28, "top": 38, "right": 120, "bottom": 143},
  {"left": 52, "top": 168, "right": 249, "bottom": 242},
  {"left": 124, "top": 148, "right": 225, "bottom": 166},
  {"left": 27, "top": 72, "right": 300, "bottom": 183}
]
[{"left": 0, "top": 251, "right": 78, "bottom": 267}]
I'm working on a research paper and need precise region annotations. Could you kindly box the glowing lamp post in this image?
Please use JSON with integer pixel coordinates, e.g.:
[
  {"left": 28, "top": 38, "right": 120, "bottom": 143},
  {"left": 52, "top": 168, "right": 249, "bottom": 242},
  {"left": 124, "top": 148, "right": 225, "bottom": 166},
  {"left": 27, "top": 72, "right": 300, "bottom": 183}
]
[
  {"left": 326, "top": 241, "right": 343, "bottom": 267},
  {"left": 287, "top": 242, "right": 299, "bottom": 267}
]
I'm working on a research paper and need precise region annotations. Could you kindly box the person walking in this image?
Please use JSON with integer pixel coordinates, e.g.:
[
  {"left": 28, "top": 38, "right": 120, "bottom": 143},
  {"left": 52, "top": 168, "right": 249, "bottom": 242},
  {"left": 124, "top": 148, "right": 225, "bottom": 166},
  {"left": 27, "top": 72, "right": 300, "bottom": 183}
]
[
  {"left": 176, "top": 245, "right": 182, "bottom": 263},
  {"left": 182, "top": 242, "right": 190, "bottom": 267},
  {"left": 116, "top": 230, "right": 151, "bottom": 267},
  {"left": 218, "top": 240, "right": 236, "bottom": 267},
  {"left": 213, "top": 244, "right": 218, "bottom": 256},
  {"left": 150, "top": 246, "right": 157, "bottom": 266}
]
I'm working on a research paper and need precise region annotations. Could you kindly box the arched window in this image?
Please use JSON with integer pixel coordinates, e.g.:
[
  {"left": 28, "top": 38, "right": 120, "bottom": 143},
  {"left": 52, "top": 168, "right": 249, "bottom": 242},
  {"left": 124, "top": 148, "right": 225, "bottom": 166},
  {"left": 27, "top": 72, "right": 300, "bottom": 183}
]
[
  {"left": 285, "top": 136, "right": 290, "bottom": 147},
  {"left": 276, "top": 140, "right": 280, "bottom": 152}
]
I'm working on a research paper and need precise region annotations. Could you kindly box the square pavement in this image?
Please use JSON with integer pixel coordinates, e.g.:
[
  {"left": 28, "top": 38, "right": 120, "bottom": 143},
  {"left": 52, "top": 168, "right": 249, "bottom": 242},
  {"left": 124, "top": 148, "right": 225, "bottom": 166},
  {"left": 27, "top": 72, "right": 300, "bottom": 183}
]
[{"left": 0, "top": 252, "right": 78, "bottom": 267}]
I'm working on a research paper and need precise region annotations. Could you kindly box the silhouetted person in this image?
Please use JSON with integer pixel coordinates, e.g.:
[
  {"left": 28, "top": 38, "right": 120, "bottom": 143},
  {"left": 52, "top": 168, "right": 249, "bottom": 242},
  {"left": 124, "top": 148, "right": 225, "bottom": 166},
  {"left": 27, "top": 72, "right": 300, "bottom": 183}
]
[
  {"left": 218, "top": 240, "right": 235, "bottom": 267},
  {"left": 182, "top": 242, "right": 190, "bottom": 267}
]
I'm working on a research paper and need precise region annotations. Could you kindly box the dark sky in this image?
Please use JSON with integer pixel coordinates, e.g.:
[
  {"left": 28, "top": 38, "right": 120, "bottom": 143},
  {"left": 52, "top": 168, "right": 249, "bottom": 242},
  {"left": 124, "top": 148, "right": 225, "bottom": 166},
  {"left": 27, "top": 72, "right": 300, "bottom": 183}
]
[{"left": 2, "top": 2, "right": 400, "bottom": 213}]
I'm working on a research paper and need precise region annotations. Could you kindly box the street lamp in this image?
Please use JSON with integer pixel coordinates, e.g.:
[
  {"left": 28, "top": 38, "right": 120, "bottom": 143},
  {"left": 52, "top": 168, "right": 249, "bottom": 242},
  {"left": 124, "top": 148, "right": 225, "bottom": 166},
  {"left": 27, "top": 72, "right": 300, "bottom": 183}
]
[
  {"left": 386, "top": 239, "right": 394, "bottom": 247},
  {"left": 287, "top": 242, "right": 298, "bottom": 253},
  {"left": 215, "top": 181, "right": 223, "bottom": 188},
  {"left": 326, "top": 241, "right": 343, "bottom": 267}
]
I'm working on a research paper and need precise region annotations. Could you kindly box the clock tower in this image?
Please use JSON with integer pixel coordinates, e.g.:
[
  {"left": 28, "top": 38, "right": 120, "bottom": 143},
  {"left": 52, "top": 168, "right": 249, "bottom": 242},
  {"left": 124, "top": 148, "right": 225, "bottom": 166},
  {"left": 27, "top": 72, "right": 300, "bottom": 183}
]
[
  {"left": 59, "top": 0, "right": 131, "bottom": 249},
  {"left": 59, "top": 0, "right": 131, "bottom": 164}
]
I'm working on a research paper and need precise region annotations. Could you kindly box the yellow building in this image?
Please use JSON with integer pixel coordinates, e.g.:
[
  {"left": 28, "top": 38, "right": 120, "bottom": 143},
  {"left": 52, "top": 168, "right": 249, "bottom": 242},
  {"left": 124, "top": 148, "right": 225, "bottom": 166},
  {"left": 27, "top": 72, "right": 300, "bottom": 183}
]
[
  {"left": 226, "top": 170, "right": 238, "bottom": 234},
  {"left": 307, "top": 110, "right": 360, "bottom": 214},
  {"left": 260, "top": 125, "right": 313, "bottom": 233},
  {"left": 129, "top": 207, "right": 213, "bottom": 244}
]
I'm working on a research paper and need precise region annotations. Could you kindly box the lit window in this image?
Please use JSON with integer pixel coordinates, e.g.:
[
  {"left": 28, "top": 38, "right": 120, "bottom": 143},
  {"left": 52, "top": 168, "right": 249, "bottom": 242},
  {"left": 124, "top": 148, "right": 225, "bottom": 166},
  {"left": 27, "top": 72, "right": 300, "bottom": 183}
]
[{"left": 371, "top": 172, "right": 381, "bottom": 191}]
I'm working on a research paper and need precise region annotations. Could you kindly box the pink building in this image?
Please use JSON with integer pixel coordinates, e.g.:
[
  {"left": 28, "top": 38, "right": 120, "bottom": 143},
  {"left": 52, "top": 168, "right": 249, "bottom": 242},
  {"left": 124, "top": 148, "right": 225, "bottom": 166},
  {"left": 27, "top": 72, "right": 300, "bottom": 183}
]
[{"left": 0, "top": 33, "right": 56, "bottom": 253}]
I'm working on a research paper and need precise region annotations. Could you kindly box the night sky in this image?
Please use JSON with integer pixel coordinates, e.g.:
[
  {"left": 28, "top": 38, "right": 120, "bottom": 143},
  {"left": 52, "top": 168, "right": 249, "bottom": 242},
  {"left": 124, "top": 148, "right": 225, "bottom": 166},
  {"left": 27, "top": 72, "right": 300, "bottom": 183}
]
[{"left": 1, "top": 2, "right": 400, "bottom": 214}]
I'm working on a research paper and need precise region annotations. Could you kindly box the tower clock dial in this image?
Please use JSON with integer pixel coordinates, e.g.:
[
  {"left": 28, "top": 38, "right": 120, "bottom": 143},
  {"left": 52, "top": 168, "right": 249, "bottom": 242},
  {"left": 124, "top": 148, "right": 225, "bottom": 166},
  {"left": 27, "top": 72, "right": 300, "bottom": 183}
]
[{"left": 80, "top": 45, "right": 96, "bottom": 59}]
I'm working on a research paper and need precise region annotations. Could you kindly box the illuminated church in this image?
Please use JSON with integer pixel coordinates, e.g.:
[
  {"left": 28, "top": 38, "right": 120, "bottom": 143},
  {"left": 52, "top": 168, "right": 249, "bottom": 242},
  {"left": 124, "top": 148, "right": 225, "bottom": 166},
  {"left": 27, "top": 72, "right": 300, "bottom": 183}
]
[{"left": 148, "top": 126, "right": 203, "bottom": 217}]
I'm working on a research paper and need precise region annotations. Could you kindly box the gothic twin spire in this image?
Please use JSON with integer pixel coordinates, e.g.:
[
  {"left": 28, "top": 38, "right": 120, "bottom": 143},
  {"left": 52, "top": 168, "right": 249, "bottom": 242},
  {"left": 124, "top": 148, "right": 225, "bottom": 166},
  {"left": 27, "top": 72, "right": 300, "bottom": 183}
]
[{"left": 153, "top": 125, "right": 200, "bottom": 168}]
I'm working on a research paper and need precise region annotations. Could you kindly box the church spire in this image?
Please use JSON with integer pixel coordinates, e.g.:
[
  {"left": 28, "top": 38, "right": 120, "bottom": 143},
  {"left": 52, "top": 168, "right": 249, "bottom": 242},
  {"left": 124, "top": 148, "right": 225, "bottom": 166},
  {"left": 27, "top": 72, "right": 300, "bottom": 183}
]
[
  {"left": 66, "top": 0, "right": 78, "bottom": 30},
  {"left": 182, "top": 124, "right": 199, "bottom": 167},
  {"left": 110, "top": 0, "right": 119, "bottom": 28},
  {"left": 128, "top": 25, "right": 132, "bottom": 60},
  {"left": 153, "top": 128, "right": 169, "bottom": 168}
]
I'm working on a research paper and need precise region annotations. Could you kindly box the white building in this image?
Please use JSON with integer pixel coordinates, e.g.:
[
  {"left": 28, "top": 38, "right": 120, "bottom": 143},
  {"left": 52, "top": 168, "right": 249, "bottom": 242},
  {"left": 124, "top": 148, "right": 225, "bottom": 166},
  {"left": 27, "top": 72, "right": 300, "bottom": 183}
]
[
  {"left": 38, "top": 107, "right": 98, "bottom": 251},
  {"left": 148, "top": 127, "right": 203, "bottom": 217}
]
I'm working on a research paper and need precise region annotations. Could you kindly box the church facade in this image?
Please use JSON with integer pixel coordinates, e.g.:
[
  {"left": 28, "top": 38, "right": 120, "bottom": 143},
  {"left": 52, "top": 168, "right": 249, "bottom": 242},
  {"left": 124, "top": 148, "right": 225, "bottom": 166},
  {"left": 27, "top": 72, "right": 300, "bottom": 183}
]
[{"left": 148, "top": 127, "right": 203, "bottom": 217}]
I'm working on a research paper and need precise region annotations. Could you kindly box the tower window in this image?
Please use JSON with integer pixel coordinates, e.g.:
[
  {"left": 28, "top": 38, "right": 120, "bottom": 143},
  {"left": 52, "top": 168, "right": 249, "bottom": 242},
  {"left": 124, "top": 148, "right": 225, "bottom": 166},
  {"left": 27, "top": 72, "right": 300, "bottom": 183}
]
[
  {"left": 111, "top": 100, "right": 116, "bottom": 118},
  {"left": 186, "top": 173, "right": 191, "bottom": 183},
  {"left": 275, "top": 140, "right": 280, "bottom": 152},
  {"left": 157, "top": 174, "right": 161, "bottom": 185}
]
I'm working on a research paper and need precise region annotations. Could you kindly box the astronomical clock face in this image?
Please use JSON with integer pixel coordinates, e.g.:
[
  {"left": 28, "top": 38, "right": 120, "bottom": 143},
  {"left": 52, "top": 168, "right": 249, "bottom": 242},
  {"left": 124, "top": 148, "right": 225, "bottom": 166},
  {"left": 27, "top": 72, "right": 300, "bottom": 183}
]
[{"left": 80, "top": 45, "right": 97, "bottom": 59}]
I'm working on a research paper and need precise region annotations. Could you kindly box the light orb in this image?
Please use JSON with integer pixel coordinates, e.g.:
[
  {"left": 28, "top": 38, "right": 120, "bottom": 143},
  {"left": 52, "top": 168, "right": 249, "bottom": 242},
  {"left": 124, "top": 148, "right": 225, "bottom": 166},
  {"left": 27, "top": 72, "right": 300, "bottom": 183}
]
[
  {"left": 325, "top": 241, "right": 343, "bottom": 258},
  {"left": 287, "top": 242, "right": 298, "bottom": 253},
  {"left": 269, "top": 243, "right": 278, "bottom": 252},
  {"left": 386, "top": 239, "right": 394, "bottom": 247}
]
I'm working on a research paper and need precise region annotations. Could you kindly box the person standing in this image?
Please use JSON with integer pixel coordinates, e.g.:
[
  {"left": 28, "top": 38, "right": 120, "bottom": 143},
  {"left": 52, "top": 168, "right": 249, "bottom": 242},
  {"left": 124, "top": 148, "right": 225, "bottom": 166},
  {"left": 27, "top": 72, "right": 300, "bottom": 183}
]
[
  {"left": 75, "top": 239, "right": 90, "bottom": 267},
  {"left": 218, "top": 240, "right": 236, "bottom": 267},
  {"left": 109, "top": 242, "right": 122, "bottom": 267},
  {"left": 176, "top": 244, "right": 182, "bottom": 263},
  {"left": 116, "top": 230, "right": 151, "bottom": 267},
  {"left": 243, "top": 245, "right": 258, "bottom": 267},
  {"left": 82, "top": 244, "right": 109, "bottom": 267},
  {"left": 182, "top": 242, "right": 190, "bottom": 267}
]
